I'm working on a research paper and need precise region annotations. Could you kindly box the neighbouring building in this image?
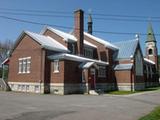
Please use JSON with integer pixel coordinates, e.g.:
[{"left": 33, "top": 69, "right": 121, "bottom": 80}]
[{"left": 4, "top": 9, "right": 159, "bottom": 94}]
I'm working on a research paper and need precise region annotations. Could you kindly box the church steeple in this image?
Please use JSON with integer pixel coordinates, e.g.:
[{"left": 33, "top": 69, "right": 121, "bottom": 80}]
[
  {"left": 87, "top": 13, "right": 92, "bottom": 34},
  {"left": 146, "top": 22, "right": 156, "bottom": 42},
  {"left": 145, "top": 22, "right": 158, "bottom": 68}
]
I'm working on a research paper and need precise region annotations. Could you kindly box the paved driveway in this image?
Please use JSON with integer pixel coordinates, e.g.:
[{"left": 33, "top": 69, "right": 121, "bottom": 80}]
[{"left": 0, "top": 91, "right": 160, "bottom": 120}]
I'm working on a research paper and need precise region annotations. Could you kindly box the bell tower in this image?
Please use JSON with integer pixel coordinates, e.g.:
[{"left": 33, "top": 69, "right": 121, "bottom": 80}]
[
  {"left": 87, "top": 13, "right": 92, "bottom": 35},
  {"left": 145, "top": 22, "right": 158, "bottom": 68}
]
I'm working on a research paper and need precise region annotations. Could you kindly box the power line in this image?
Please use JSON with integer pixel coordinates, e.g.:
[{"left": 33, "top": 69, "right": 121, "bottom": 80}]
[
  {"left": 92, "top": 17, "right": 160, "bottom": 22},
  {"left": 0, "top": 10, "right": 159, "bottom": 23},
  {"left": 0, "top": 7, "right": 71, "bottom": 14},
  {"left": 0, "top": 15, "right": 72, "bottom": 29},
  {"left": 0, "top": 7, "right": 160, "bottom": 20},
  {"left": 92, "top": 13, "right": 160, "bottom": 19},
  {"left": 0, "top": 15, "right": 160, "bottom": 36},
  {"left": 0, "top": 11, "right": 73, "bottom": 18},
  {"left": 0, "top": 8, "right": 159, "bottom": 23}
]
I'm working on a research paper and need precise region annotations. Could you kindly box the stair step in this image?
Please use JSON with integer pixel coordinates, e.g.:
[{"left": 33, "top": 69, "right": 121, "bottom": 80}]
[{"left": 89, "top": 90, "right": 99, "bottom": 95}]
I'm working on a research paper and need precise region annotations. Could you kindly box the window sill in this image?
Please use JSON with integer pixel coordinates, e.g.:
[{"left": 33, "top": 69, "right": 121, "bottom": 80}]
[
  {"left": 18, "top": 72, "right": 30, "bottom": 74},
  {"left": 54, "top": 71, "right": 59, "bottom": 73}
]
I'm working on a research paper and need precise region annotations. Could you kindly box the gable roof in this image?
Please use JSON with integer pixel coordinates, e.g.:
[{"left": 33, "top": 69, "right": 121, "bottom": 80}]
[
  {"left": 41, "top": 26, "right": 97, "bottom": 48},
  {"left": 113, "top": 39, "right": 139, "bottom": 60},
  {"left": 79, "top": 62, "right": 97, "bottom": 69},
  {"left": 84, "top": 32, "right": 118, "bottom": 50},
  {"left": 41, "top": 26, "right": 77, "bottom": 41},
  {"left": 26, "top": 31, "right": 69, "bottom": 52},
  {"left": 11, "top": 31, "right": 69, "bottom": 54}
]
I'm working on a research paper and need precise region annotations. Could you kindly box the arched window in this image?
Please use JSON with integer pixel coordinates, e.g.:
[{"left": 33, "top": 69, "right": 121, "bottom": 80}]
[{"left": 148, "top": 49, "right": 153, "bottom": 55}]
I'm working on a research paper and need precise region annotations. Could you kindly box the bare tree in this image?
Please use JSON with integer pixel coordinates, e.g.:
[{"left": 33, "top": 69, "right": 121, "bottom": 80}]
[{"left": 0, "top": 39, "right": 14, "bottom": 64}]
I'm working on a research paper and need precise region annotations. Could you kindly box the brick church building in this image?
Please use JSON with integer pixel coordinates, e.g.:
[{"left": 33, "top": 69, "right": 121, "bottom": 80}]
[{"left": 5, "top": 9, "right": 159, "bottom": 94}]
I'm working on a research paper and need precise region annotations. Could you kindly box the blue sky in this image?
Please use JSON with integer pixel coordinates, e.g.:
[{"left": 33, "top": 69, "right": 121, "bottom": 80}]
[{"left": 0, "top": 0, "right": 159, "bottom": 54}]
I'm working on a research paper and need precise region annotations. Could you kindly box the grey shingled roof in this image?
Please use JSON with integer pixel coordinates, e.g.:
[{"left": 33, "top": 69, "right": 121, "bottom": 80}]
[{"left": 113, "top": 39, "right": 139, "bottom": 60}]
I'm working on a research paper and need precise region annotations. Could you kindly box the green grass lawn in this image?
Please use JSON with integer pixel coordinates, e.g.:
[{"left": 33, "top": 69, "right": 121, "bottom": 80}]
[
  {"left": 107, "top": 86, "right": 160, "bottom": 95},
  {"left": 107, "top": 90, "right": 139, "bottom": 95},
  {"left": 139, "top": 106, "right": 160, "bottom": 120}
]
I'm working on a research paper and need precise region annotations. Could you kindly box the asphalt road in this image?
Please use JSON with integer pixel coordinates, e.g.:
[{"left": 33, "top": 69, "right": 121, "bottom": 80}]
[{"left": 0, "top": 91, "right": 160, "bottom": 120}]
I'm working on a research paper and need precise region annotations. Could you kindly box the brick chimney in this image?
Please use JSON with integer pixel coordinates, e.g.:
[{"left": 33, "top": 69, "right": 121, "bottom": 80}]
[{"left": 74, "top": 9, "right": 84, "bottom": 56}]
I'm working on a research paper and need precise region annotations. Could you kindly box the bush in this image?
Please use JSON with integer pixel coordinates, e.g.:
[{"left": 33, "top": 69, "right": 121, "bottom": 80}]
[
  {"left": 0, "top": 67, "right": 8, "bottom": 80},
  {"left": 0, "top": 67, "right": 2, "bottom": 78}
]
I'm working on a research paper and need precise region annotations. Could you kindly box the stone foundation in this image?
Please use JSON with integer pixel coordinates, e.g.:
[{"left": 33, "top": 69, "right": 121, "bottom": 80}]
[
  {"left": 134, "top": 83, "right": 145, "bottom": 91},
  {"left": 117, "top": 83, "right": 145, "bottom": 91},
  {"left": 96, "top": 83, "right": 116, "bottom": 92},
  {"left": 8, "top": 82, "right": 117, "bottom": 95},
  {"left": 8, "top": 82, "right": 45, "bottom": 93},
  {"left": 145, "top": 82, "right": 159, "bottom": 87}
]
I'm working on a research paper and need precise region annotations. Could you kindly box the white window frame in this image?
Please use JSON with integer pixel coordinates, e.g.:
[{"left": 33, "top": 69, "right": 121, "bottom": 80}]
[
  {"left": 54, "top": 60, "right": 59, "bottom": 73},
  {"left": 68, "top": 42, "right": 75, "bottom": 54},
  {"left": 72, "top": 43, "right": 75, "bottom": 54},
  {"left": 98, "top": 66, "right": 106, "bottom": 78},
  {"left": 18, "top": 57, "right": 31, "bottom": 74}
]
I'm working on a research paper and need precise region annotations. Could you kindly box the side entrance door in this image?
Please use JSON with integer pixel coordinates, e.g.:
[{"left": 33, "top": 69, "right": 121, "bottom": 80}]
[{"left": 90, "top": 68, "right": 96, "bottom": 90}]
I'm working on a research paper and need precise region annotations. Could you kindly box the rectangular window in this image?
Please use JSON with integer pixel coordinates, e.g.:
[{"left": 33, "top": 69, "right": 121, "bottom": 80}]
[
  {"left": 26, "top": 59, "right": 31, "bottom": 73},
  {"left": 84, "top": 48, "right": 93, "bottom": 58},
  {"left": 17, "top": 85, "right": 21, "bottom": 91},
  {"left": 34, "top": 85, "right": 39, "bottom": 93},
  {"left": 98, "top": 66, "right": 106, "bottom": 78},
  {"left": 18, "top": 59, "right": 23, "bottom": 73},
  {"left": 26, "top": 85, "right": 29, "bottom": 91},
  {"left": 54, "top": 60, "right": 59, "bottom": 73},
  {"left": 18, "top": 57, "right": 31, "bottom": 74},
  {"left": 68, "top": 42, "right": 75, "bottom": 54}
]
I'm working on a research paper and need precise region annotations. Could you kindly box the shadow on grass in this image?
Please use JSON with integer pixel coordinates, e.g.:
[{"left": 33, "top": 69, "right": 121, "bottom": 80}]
[
  {"left": 107, "top": 86, "right": 160, "bottom": 95},
  {"left": 139, "top": 106, "right": 160, "bottom": 120}
]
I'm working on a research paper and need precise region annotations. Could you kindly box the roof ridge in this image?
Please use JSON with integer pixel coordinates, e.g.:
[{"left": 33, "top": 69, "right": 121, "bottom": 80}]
[
  {"left": 84, "top": 32, "right": 118, "bottom": 50},
  {"left": 40, "top": 26, "right": 77, "bottom": 41},
  {"left": 113, "top": 39, "right": 138, "bottom": 44}
]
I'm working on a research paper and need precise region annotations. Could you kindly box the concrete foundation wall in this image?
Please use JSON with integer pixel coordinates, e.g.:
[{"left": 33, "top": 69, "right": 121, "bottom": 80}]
[
  {"left": 50, "top": 83, "right": 86, "bottom": 95},
  {"left": 117, "top": 83, "right": 145, "bottom": 91},
  {"left": 8, "top": 82, "right": 45, "bottom": 93},
  {"left": 8, "top": 82, "right": 117, "bottom": 95},
  {"left": 96, "top": 83, "right": 116, "bottom": 91}
]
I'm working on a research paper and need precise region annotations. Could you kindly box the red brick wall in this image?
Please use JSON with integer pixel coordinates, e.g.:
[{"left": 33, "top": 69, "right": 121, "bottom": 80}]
[
  {"left": 8, "top": 34, "right": 44, "bottom": 83},
  {"left": 74, "top": 10, "right": 84, "bottom": 55},
  {"left": 115, "top": 70, "right": 131, "bottom": 83},
  {"left": 64, "top": 60, "right": 82, "bottom": 84},
  {"left": 84, "top": 35, "right": 108, "bottom": 62},
  {"left": 50, "top": 60, "right": 82, "bottom": 84},
  {"left": 50, "top": 61, "right": 64, "bottom": 83}
]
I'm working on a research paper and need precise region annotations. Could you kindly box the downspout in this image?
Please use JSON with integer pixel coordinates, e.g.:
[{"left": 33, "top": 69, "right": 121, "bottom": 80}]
[
  {"left": 40, "top": 49, "right": 46, "bottom": 93},
  {"left": 130, "top": 68, "right": 133, "bottom": 92},
  {"left": 1, "top": 64, "right": 8, "bottom": 90},
  {"left": 2, "top": 64, "right": 4, "bottom": 80}
]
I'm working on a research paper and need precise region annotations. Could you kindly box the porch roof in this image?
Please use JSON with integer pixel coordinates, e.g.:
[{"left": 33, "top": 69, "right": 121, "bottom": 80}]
[
  {"left": 144, "top": 58, "right": 155, "bottom": 65},
  {"left": 48, "top": 53, "right": 109, "bottom": 65},
  {"left": 114, "top": 63, "right": 133, "bottom": 70},
  {"left": 79, "top": 62, "right": 99, "bottom": 69},
  {"left": 1, "top": 58, "right": 9, "bottom": 65}
]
